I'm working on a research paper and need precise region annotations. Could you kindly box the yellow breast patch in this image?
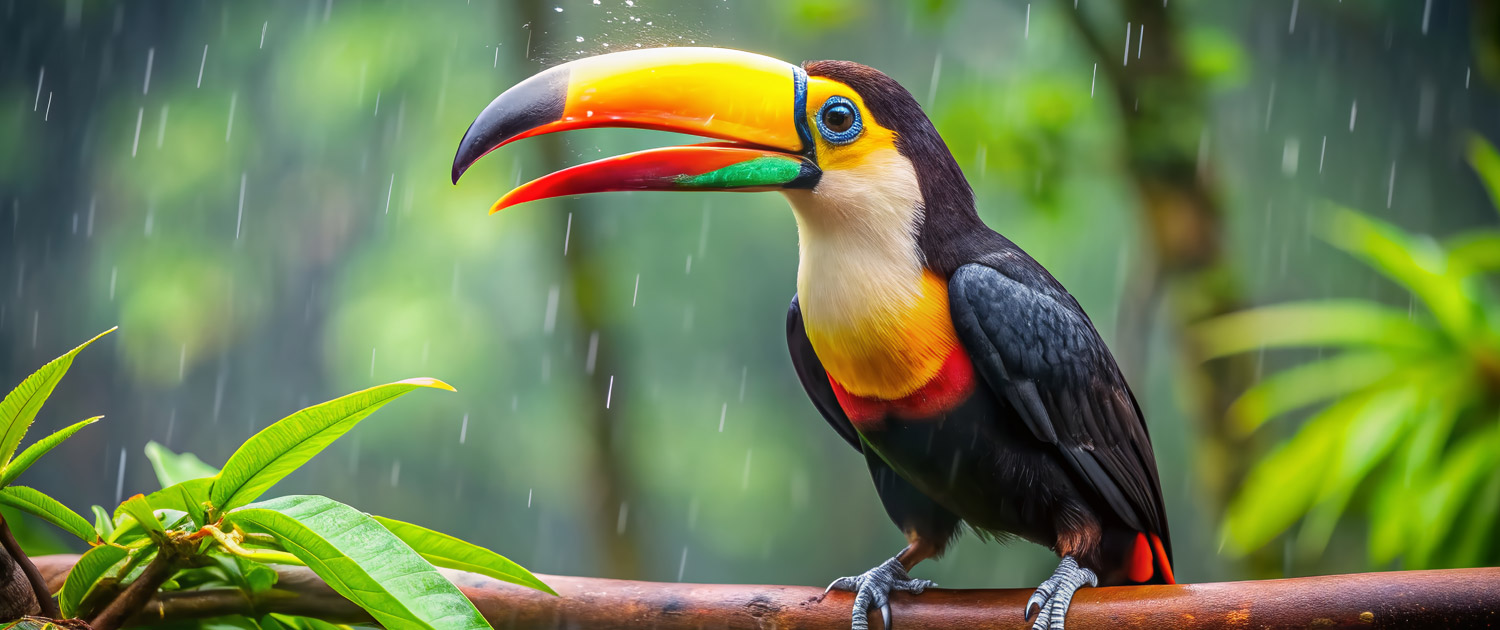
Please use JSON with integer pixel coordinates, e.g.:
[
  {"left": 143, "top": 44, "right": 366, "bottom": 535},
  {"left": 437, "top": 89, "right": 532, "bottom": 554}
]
[{"left": 804, "top": 269, "right": 960, "bottom": 400}]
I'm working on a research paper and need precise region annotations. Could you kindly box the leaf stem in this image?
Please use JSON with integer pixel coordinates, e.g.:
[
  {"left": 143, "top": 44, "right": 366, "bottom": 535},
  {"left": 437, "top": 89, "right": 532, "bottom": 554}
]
[
  {"left": 203, "top": 525, "right": 304, "bottom": 566},
  {"left": 0, "top": 513, "right": 61, "bottom": 618}
]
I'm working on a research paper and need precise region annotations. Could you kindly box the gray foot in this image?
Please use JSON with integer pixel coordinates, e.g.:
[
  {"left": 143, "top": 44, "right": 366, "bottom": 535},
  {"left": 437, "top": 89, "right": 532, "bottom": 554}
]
[
  {"left": 825, "top": 556, "right": 933, "bottom": 630},
  {"left": 1026, "top": 555, "right": 1097, "bottom": 630}
]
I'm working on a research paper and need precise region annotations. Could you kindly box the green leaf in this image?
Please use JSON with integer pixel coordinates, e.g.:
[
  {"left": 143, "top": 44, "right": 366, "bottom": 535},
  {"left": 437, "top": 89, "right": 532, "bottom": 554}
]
[
  {"left": 210, "top": 378, "right": 454, "bottom": 514},
  {"left": 0, "top": 416, "right": 102, "bottom": 487},
  {"left": 146, "top": 477, "right": 213, "bottom": 527},
  {"left": 1226, "top": 352, "right": 1398, "bottom": 434},
  {"left": 1223, "top": 392, "right": 1372, "bottom": 554},
  {"left": 263, "top": 614, "right": 350, "bottom": 630},
  {"left": 145, "top": 441, "right": 221, "bottom": 489},
  {"left": 1193, "top": 300, "right": 1441, "bottom": 359},
  {"left": 91, "top": 505, "right": 114, "bottom": 539},
  {"left": 115, "top": 493, "right": 166, "bottom": 539},
  {"left": 58, "top": 543, "right": 128, "bottom": 617},
  {"left": 374, "top": 515, "right": 555, "bottom": 595},
  {"left": 1467, "top": 134, "right": 1500, "bottom": 217},
  {"left": 227, "top": 495, "right": 490, "bottom": 630},
  {"left": 0, "top": 327, "right": 115, "bottom": 466},
  {"left": 1323, "top": 206, "right": 1479, "bottom": 339},
  {"left": 1446, "top": 231, "right": 1500, "bottom": 272},
  {"left": 0, "top": 486, "right": 96, "bottom": 542}
]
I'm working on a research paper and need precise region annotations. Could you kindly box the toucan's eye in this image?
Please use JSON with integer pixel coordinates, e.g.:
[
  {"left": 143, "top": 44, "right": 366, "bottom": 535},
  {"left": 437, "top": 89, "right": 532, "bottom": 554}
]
[{"left": 816, "top": 96, "right": 862, "bottom": 145}]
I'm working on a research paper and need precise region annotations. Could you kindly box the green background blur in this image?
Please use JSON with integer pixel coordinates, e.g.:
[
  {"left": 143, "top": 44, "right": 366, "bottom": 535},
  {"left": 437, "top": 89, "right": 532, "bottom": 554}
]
[{"left": 3, "top": 0, "right": 1497, "bottom": 589}]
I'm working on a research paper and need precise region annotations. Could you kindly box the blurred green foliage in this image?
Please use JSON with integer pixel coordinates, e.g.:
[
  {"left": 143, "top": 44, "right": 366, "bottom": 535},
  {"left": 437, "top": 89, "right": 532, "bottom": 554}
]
[
  {"left": 2, "top": 0, "right": 1498, "bottom": 590},
  {"left": 1197, "top": 138, "right": 1500, "bottom": 569}
]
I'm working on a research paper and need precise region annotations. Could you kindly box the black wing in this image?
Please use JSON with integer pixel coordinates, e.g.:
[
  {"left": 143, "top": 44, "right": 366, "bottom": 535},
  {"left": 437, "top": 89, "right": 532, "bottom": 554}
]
[
  {"left": 949, "top": 262, "right": 1171, "bottom": 556},
  {"left": 788, "top": 296, "right": 963, "bottom": 543}
]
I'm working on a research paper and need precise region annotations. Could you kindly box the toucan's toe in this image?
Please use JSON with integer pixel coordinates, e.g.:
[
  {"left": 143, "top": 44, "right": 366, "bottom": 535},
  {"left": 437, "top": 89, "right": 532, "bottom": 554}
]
[
  {"left": 826, "top": 557, "right": 932, "bottom": 630},
  {"left": 1026, "top": 556, "right": 1096, "bottom": 630}
]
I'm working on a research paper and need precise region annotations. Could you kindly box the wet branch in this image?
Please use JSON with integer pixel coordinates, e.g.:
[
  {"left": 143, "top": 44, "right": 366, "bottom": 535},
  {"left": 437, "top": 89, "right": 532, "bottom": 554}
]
[
  {"left": 0, "top": 514, "right": 59, "bottom": 619},
  {"left": 32, "top": 554, "right": 1500, "bottom": 629}
]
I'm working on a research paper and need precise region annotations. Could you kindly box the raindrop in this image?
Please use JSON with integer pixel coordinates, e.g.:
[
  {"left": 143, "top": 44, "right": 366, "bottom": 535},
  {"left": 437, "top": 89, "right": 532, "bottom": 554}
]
[
  {"left": 143, "top": 47, "right": 154, "bottom": 94},
  {"left": 685, "top": 255, "right": 692, "bottom": 274},
  {"left": 384, "top": 173, "right": 394, "bottom": 214},
  {"left": 632, "top": 273, "right": 640, "bottom": 307},
  {"left": 528, "top": 488, "right": 533, "bottom": 507},
  {"left": 741, "top": 449, "right": 753, "bottom": 489},
  {"left": 156, "top": 105, "right": 169, "bottom": 148},
  {"left": 544, "top": 285, "right": 560, "bottom": 334},
  {"left": 1024, "top": 4, "right": 1030, "bottom": 39},
  {"left": 1386, "top": 161, "right": 1396, "bottom": 208},
  {"left": 260, "top": 21, "right": 268, "bottom": 48},
  {"left": 43, "top": 92, "right": 52, "bottom": 122},
  {"left": 236, "top": 172, "right": 246, "bottom": 239},
  {"left": 114, "top": 448, "right": 127, "bottom": 504},
  {"left": 1319, "top": 136, "right": 1326, "bottom": 173},
  {"left": 1288, "top": 0, "right": 1299, "bottom": 33},
  {"left": 563, "top": 212, "right": 572, "bottom": 254},
  {"left": 33, "top": 66, "right": 44, "bottom": 111},
  {"left": 739, "top": 367, "right": 747, "bottom": 401},
  {"left": 197, "top": 45, "right": 207, "bottom": 88},
  {"left": 1090, "top": 63, "right": 1097, "bottom": 98},
  {"left": 1421, "top": 0, "right": 1431, "bottom": 35},
  {"left": 586, "top": 331, "right": 599, "bottom": 374},
  {"left": 1348, "top": 100, "right": 1357, "bottom": 132},
  {"left": 1123, "top": 22, "right": 1131, "bottom": 65},
  {"left": 226, "top": 91, "right": 237, "bottom": 142},
  {"left": 131, "top": 107, "right": 143, "bottom": 157},
  {"left": 718, "top": 403, "right": 727, "bottom": 432},
  {"left": 677, "top": 547, "right": 688, "bottom": 581},
  {"left": 1281, "top": 137, "right": 1298, "bottom": 176},
  {"left": 606, "top": 376, "right": 615, "bottom": 408},
  {"left": 616, "top": 502, "right": 629, "bottom": 534},
  {"left": 390, "top": 460, "right": 401, "bottom": 487},
  {"left": 178, "top": 344, "right": 187, "bottom": 381},
  {"left": 460, "top": 414, "right": 469, "bottom": 444},
  {"left": 370, "top": 347, "right": 377, "bottom": 378},
  {"left": 109, "top": 266, "right": 117, "bottom": 300}
]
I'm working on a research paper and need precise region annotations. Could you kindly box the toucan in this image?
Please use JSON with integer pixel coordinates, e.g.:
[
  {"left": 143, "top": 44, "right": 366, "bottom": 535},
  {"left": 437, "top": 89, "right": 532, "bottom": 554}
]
[{"left": 452, "top": 47, "right": 1174, "bottom": 630}]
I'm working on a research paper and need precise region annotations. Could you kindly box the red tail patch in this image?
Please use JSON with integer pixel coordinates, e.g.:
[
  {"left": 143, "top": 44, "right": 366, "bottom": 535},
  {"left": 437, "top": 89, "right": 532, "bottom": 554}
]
[
  {"left": 1127, "top": 532, "right": 1154, "bottom": 583},
  {"left": 1150, "top": 533, "right": 1176, "bottom": 585},
  {"left": 1127, "top": 532, "right": 1176, "bottom": 584}
]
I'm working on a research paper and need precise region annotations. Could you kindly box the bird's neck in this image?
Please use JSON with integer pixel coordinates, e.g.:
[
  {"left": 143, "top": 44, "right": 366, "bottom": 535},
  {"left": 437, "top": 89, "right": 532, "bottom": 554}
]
[{"left": 783, "top": 150, "right": 961, "bottom": 401}]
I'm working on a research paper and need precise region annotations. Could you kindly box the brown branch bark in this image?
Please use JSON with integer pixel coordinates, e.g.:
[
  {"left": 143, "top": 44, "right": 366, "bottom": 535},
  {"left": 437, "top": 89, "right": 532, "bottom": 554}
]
[
  {"left": 0, "top": 515, "right": 51, "bottom": 620},
  {"left": 87, "top": 550, "right": 176, "bottom": 630},
  {"left": 33, "top": 554, "right": 1500, "bottom": 629}
]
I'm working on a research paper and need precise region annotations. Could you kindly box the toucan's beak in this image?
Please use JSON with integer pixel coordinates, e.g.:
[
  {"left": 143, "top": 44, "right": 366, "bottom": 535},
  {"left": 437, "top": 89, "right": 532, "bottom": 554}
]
[{"left": 451, "top": 47, "right": 820, "bottom": 213}]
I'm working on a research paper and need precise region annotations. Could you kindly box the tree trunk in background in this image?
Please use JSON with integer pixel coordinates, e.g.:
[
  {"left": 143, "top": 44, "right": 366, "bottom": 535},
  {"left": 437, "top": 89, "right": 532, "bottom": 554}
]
[
  {"left": 1473, "top": 1, "right": 1500, "bottom": 90},
  {"left": 1059, "top": 0, "right": 1256, "bottom": 514},
  {"left": 507, "top": 0, "right": 644, "bottom": 581}
]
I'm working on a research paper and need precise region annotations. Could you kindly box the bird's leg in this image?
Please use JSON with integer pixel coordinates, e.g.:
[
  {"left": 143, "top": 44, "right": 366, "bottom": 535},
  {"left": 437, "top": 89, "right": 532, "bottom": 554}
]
[
  {"left": 1025, "top": 555, "right": 1097, "bottom": 630},
  {"left": 825, "top": 543, "right": 935, "bottom": 630}
]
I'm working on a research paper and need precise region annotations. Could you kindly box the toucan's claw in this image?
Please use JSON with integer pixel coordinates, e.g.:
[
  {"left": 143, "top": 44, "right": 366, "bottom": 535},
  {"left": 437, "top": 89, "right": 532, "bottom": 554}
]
[
  {"left": 826, "top": 556, "right": 932, "bottom": 630},
  {"left": 1026, "top": 556, "right": 1097, "bottom": 630}
]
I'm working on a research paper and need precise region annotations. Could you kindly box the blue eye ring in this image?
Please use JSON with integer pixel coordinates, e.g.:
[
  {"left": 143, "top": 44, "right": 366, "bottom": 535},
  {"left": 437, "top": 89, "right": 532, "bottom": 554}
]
[{"left": 815, "top": 96, "right": 862, "bottom": 145}]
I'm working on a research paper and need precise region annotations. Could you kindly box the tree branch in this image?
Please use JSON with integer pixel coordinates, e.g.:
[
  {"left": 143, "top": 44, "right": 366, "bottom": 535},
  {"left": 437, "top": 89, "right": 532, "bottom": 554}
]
[
  {"left": 88, "top": 550, "right": 177, "bottom": 630},
  {"left": 0, "top": 514, "right": 59, "bottom": 619},
  {"left": 32, "top": 554, "right": 1500, "bottom": 629}
]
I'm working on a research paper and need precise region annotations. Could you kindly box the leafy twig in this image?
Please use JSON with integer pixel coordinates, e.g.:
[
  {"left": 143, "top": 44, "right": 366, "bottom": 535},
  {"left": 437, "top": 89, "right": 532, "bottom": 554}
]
[
  {"left": 88, "top": 549, "right": 175, "bottom": 630},
  {"left": 0, "top": 513, "right": 60, "bottom": 619}
]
